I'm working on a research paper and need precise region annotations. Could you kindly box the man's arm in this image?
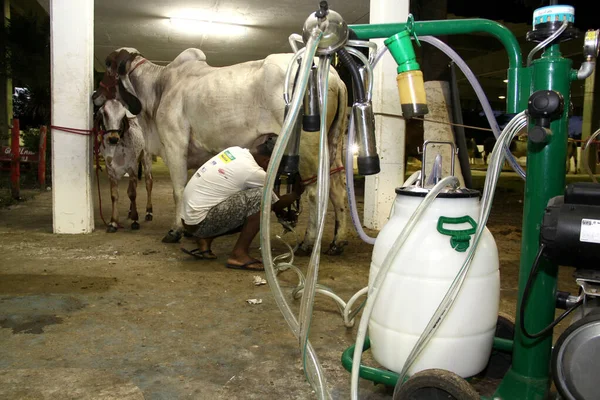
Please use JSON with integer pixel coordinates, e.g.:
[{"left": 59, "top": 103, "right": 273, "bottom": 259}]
[{"left": 272, "top": 174, "right": 304, "bottom": 215}]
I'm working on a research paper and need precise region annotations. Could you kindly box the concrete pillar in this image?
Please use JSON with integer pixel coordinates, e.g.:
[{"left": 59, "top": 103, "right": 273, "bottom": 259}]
[
  {"left": 50, "top": 0, "right": 94, "bottom": 233},
  {"left": 422, "top": 81, "right": 465, "bottom": 187},
  {"left": 363, "top": 0, "right": 410, "bottom": 230}
]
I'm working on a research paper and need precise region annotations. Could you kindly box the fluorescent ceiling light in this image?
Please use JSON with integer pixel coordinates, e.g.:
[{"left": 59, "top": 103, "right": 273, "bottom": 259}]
[
  {"left": 503, "top": 79, "right": 508, "bottom": 83},
  {"left": 498, "top": 95, "right": 506, "bottom": 99},
  {"left": 169, "top": 18, "right": 247, "bottom": 35}
]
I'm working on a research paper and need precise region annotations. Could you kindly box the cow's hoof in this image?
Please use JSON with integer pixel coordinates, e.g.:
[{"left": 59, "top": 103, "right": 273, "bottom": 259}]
[
  {"left": 161, "top": 229, "right": 182, "bottom": 243},
  {"left": 131, "top": 221, "right": 140, "bottom": 230},
  {"left": 324, "top": 241, "right": 348, "bottom": 256},
  {"left": 106, "top": 225, "right": 118, "bottom": 233},
  {"left": 294, "top": 242, "right": 314, "bottom": 257},
  {"left": 145, "top": 214, "right": 153, "bottom": 221}
]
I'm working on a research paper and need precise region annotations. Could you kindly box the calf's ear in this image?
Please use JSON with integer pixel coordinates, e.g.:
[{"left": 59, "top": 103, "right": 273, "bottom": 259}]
[{"left": 117, "top": 80, "right": 142, "bottom": 115}]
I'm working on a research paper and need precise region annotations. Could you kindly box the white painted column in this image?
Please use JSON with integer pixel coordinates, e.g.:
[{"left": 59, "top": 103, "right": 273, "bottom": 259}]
[
  {"left": 422, "top": 81, "right": 465, "bottom": 187},
  {"left": 50, "top": 0, "right": 94, "bottom": 233},
  {"left": 363, "top": 0, "right": 410, "bottom": 230}
]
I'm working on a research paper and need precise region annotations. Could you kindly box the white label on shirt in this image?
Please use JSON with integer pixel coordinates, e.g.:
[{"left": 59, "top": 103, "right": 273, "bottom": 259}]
[{"left": 580, "top": 219, "right": 600, "bottom": 244}]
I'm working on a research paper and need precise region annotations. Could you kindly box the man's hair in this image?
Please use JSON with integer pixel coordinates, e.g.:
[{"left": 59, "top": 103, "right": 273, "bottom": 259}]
[{"left": 255, "top": 134, "right": 278, "bottom": 157}]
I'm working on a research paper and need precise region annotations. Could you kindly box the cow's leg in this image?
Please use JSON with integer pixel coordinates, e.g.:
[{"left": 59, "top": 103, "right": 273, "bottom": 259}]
[
  {"left": 108, "top": 176, "right": 119, "bottom": 233},
  {"left": 142, "top": 151, "right": 154, "bottom": 221},
  {"left": 324, "top": 169, "right": 349, "bottom": 255},
  {"left": 160, "top": 144, "right": 188, "bottom": 243},
  {"left": 297, "top": 185, "right": 318, "bottom": 256},
  {"left": 127, "top": 175, "right": 140, "bottom": 230}
]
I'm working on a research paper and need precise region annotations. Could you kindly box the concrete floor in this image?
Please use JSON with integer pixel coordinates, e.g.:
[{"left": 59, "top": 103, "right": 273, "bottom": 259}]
[{"left": 0, "top": 161, "right": 584, "bottom": 399}]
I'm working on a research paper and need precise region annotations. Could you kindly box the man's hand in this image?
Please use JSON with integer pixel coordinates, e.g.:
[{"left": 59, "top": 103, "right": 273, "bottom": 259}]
[{"left": 291, "top": 173, "right": 304, "bottom": 198}]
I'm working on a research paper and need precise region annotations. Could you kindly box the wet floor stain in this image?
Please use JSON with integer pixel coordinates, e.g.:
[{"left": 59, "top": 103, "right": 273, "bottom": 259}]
[
  {"left": 0, "top": 315, "right": 63, "bottom": 334},
  {"left": 0, "top": 294, "right": 86, "bottom": 334},
  {"left": 0, "top": 274, "right": 116, "bottom": 295}
]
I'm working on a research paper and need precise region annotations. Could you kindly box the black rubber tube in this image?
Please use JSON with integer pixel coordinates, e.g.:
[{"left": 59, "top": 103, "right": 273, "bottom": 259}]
[{"left": 337, "top": 48, "right": 366, "bottom": 103}]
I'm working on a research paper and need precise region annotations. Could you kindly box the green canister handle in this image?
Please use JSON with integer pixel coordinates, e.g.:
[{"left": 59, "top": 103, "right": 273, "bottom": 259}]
[{"left": 437, "top": 216, "right": 478, "bottom": 252}]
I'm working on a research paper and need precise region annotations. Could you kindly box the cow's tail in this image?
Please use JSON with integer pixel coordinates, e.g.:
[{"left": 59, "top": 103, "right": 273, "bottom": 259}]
[{"left": 328, "top": 77, "right": 349, "bottom": 168}]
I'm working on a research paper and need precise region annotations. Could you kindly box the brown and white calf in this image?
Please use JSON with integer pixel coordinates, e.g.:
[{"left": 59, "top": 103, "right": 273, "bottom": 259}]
[{"left": 98, "top": 99, "right": 153, "bottom": 232}]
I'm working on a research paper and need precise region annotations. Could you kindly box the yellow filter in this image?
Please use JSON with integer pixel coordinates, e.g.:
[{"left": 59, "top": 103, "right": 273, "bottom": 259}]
[{"left": 396, "top": 70, "right": 429, "bottom": 118}]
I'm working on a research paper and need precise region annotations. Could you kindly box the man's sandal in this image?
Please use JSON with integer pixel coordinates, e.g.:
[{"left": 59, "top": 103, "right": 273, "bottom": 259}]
[
  {"left": 224, "top": 260, "right": 264, "bottom": 271},
  {"left": 181, "top": 248, "right": 218, "bottom": 259}
]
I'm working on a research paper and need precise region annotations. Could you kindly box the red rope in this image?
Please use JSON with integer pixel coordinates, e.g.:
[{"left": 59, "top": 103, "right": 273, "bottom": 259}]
[
  {"left": 301, "top": 166, "right": 345, "bottom": 186},
  {"left": 50, "top": 125, "right": 94, "bottom": 136},
  {"left": 129, "top": 58, "right": 147, "bottom": 74},
  {"left": 50, "top": 123, "right": 123, "bottom": 229},
  {"left": 92, "top": 127, "right": 110, "bottom": 227},
  {"left": 570, "top": 138, "right": 600, "bottom": 144}
]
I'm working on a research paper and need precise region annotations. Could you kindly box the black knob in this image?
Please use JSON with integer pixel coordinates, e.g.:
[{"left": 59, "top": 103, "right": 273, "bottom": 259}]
[
  {"left": 527, "top": 90, "right": 564, "bottom": 144},
  {"left": 316, "top": 1, "right": 329, "bottom": 18},
  {"left": 529, "top": 126, "right": 551, "bottom": 144},
  {"left": 527, "top": 90, "right": 563, "bottom": 123}
]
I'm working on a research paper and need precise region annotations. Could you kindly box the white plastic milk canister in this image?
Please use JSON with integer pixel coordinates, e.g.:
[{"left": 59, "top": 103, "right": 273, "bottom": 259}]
[{"left": 368, "top": 186, "right": 500, "bottom": 378}]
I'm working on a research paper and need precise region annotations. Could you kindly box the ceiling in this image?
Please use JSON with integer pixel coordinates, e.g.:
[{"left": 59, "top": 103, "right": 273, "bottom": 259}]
[{"left": 31, "top": 0, "right": 596, "bottom": 112}]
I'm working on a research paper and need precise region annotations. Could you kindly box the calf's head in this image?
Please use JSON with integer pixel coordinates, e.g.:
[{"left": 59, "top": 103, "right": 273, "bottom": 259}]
[{"left": 99, "top": 99, "right": 132, "bottom": 145}]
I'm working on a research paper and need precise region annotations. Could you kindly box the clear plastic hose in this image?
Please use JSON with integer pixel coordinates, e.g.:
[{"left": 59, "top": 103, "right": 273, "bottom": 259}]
[
  {"left": 342, "top": 43, "right": 376, "bottom": 245},
  {"left": 392, "top": 111, "right": 528, "bottom": 395},
  {"left": 365, "top": 37, "right": 526, "bottom": 179},
  {"left": 283, "top": 47, "right": 307, "bottom": 105},
  {"left": 344, "top": 33, "right": 527, "bottom": 246},
  {"left": 583, "top": 128, "right": 600, "bottom": 183},
  {"left": 418, "top": 36, "right": 526, "bottom": 180},
  {"left": 350, "top": 175, "right": 460, "bottom": 400},
  {"left": 345, "top": 111, "right": 377, "bottom": 245},
  {"left": 346, "top": 39, "right": 378, "bottom": 64},
  {"left": 527, "top": 20, "right": 568, "bottom": 67},
  {"left": 259, "top": 30, "right": 331, "bottom": 400},
  {"left": 298, "top": 55, "right": 332, "bottom": 390}
]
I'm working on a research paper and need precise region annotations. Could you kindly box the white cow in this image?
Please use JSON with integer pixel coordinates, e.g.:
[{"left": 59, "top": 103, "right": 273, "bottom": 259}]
[
  {"left": 97, "top": 99, "right": 154, "bottom": 232},
  {"left": 92, "top": 48, "right": 350, "bottom": 255}
]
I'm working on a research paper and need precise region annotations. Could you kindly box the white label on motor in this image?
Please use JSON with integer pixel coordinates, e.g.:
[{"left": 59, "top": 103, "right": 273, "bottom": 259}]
[{"left": 580, "top": 219, "right": 600, "bottom": 244}]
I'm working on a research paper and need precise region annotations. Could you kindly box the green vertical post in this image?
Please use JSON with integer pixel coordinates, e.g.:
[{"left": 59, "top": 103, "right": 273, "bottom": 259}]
[{"left": 494, "top": 45, "right": 572, "bottom": 400}]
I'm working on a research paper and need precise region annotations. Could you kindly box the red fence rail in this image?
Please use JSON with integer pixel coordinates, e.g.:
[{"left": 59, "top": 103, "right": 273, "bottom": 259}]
[
  {"left": 0, "top": 120, "right": 48, "bottom": 198},
  {"left": 10, "top": 119, "right": 20, "bottom": 199}
]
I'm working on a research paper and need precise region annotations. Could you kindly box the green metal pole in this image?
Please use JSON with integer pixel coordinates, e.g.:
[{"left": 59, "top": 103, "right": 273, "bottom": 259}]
[
  {"left": 494, "top": 45, "right": 573, "bottom": 400},
  {"left": 349, "top": 19, "right": 525, "bottom": 112}
]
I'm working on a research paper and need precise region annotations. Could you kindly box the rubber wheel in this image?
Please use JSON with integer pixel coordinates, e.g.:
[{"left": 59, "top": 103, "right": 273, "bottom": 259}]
[
  {"left": 393, "top": 369, "right": 480, "bottom": 400},
  {"left": 480, "top": 313, "right": 515, "bottom": 380},
  {"left": 552, "top": 309, "right": 600, "bottom": 400}
]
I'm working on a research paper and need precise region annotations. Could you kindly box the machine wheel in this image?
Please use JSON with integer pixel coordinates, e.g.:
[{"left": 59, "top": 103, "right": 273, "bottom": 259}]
[
  {"left": 552, "top": 310, "right": 600, "bottom": 400},
  {"left": 480, "top": 313, "right": 515, "bottom": 380},
  {"left": 393, "top": 369, "right": 479, "bottom": 400}
]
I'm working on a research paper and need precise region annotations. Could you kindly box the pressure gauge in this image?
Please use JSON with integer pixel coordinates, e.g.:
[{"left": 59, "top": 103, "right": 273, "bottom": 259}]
[{"left": 583, "top": 29, "right": 600, "bottom": 60}]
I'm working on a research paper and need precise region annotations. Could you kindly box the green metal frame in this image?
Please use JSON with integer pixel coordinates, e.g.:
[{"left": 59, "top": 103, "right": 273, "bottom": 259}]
[
  {"left": 341, "top": 336, "right": 514, "bottom": 390},
  {"left": 345, "top": 17, "right": 577, "bottom": 400}
]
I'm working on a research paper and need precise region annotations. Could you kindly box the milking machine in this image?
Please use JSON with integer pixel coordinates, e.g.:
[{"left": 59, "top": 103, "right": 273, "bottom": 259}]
[{"left": 259, "top": 1, "right": 600, "bottom": 399}]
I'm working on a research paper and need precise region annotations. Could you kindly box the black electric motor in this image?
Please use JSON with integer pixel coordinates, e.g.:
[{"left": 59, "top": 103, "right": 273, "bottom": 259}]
[
  {"left": 538, "top": 182, "right": 600, "bottom": 400},
  {"left": 540, "top": 182, "right": 600, "bottom": 267}
]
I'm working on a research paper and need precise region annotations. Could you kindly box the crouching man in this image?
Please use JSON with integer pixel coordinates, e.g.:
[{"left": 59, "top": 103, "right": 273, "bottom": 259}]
[{"left": 180, "top": 134, "right": 303, "bottom": 271}]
